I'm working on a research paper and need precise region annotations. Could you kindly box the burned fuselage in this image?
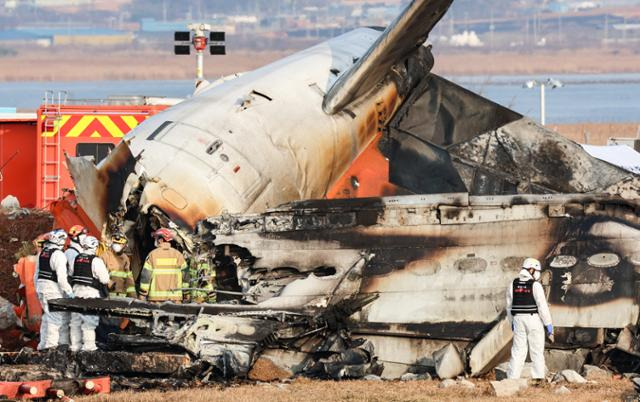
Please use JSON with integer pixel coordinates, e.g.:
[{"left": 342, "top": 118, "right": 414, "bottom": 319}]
[{"left": 195, "top": 193, "right": 640, "bottom": 377}]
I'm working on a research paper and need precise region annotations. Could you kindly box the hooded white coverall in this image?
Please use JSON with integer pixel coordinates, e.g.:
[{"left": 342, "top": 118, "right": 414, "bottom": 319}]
[
  {"left": 34, "top": 246, "right": 73, "bottom": 350},
  {"left": 506, "top": 269, "right": 553, "bottom": 379},
  {"left": 68, "top": 251, "right": 109, "bottom": 352},
  {"left": 57, "top": 241, "right": 82, "bottom": 345}
]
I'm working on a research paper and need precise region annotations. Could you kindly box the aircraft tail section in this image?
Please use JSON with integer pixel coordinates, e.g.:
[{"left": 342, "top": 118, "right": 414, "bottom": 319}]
[{"left": 323, "top": 0, "right": 453, "bottom": 114}]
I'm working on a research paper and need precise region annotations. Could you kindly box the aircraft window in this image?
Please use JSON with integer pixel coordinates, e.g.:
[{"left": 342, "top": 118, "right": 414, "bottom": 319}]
[
  {"left": 550, "top": 255, "right": 577, "bottom": 269},
  {"left": 501, "top": 257, "right": 526, "bottom": 272},
  {"left": 147, "top": 121, "right": 173, "bottom": 141},
  {"left": 406, "top": 260, "right": 440, "bottom": 276},
  {"left": 587, "top": 253, "right": 620, "bottom": 268},
  {"left": 75, "top": 143, "right": 114, "bottom": 164},
  {"left": 206, "top": 140, "right": 222, "bottom": 155},
  {"left": 455, "top": 257, "right": 487, "bottom": 273}
]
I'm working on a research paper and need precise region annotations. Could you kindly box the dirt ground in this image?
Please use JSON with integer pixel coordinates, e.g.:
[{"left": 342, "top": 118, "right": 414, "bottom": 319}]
[
  {"left": 432, "top": 47, "right": 640, "bottom": 76},
  {"left": 0, "top": 49, "right": 291, "bottom": 81},
  {"left": 0, "top": 46, "right": 639, "bottom": 81},
  {"left": 83, "top": 377, "right": 636, "bottom": 402},
  {"left": 0, "top": 211, "right": 53, "bottom": 304},
  {"left": 550, "top": 123, "right": 640, "bottom": 146}
]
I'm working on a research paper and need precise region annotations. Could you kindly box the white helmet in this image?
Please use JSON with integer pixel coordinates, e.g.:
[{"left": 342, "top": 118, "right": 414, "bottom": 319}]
[
  {"left": 47, "top": 229, "right": 68, "bottom": 247},
  {"left": 81, "top": 235, "right": 100, "bottom": 252},
  {"left": 522, "top": 257, "right": 542, "bottom": 271}
]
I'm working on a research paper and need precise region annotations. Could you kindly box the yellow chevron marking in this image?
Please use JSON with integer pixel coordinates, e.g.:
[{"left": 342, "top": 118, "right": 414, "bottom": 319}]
[
  {"left": 96, "top": 115, "right": 124, "bottom": 138},
  {"left": 121, "top": 115, "right": 140, "bottom": 130},
  {"left": 65, "top": 116, "right": 94, "bottom": 138},
  {"left": 41, "top": 114, "right": 72, "bottom": 137}
]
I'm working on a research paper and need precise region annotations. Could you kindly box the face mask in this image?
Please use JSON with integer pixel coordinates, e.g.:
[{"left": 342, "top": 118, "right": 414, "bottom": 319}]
[
  {"left": 533, "top": 271, "right": 541, "bottom": 281},
  {"left": 112, "top": 244, "right": 124, "bottom": 253}
]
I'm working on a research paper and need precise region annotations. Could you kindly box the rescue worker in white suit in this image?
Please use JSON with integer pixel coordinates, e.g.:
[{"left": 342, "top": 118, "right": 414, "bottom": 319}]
[
  {"left": 68, "top": 236, "right": 110, "bottom": 352},
  {"left": 506, "top": 257, "right": 554, "bottom": 380},
  {"left": 60, "top": 225, "right": 87, "bottom": 345},
  {"left": 35, "top": 229, "right": 74, "bottom": 350}
]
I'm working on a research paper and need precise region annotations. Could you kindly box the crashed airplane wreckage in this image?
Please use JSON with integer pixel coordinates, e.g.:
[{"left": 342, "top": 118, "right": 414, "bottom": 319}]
[
  {"left": 41, "top": 189, "right": 640, "bottom": 383},
  {"left": 7, "top": 0, "right": 640, "bottom": 388}
]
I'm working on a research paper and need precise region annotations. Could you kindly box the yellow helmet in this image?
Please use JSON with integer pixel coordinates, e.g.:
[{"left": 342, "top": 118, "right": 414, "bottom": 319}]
[{"left": 112, "top": 233, "right": 128, "bottom": 245}]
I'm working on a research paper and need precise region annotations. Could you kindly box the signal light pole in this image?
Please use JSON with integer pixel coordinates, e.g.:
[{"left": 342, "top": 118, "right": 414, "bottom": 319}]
[{"left": 174, "top": 24, "right": 226, "bottom": 86}]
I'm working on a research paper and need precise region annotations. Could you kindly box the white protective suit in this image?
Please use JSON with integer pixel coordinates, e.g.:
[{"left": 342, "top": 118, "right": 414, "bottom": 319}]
[
  {"left": 68, "top": 250, "right": 109, "bottom": 352},
  {"left": 506, "top": 269, "right": 553, "bottom": 379},
  {"left": 57, "top": 242, "right": 82, "bottom": 345},
  {"left": 34, "top": 245, "right": 73, "bottom": 350}
]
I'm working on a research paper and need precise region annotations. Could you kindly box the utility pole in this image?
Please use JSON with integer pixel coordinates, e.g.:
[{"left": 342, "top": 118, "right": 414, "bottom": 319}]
[
  {"left": 533, "top": 13, "right": 538, "bottom": 45},
  {"left": 604, "top": 14, "right": 609, "bottom": 48},
  {"left": 489, "top": 11, "right": 495, "bottom": 51},
  {"left": 540, "top": 83, "right": 546, "bottom": 125},
  {"left": 557, "top": 15, "right": 562, "bottom": 44},
  {"left": 162, "top": 0, "right": 167, "bottom": 22}
]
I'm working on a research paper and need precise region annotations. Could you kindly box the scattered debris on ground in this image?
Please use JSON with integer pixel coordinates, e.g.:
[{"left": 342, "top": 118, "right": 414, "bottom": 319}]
[
  {"left": 78, "top": 376, "right": 635, "bottom": 402},
  {"left": 0, "top": 210, "right": 52, "bottom": 305}
]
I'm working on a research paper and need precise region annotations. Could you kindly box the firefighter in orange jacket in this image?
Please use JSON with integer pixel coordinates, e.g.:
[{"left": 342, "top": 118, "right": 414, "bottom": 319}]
[
  {"left": 139, "top": 229, "right": 187, "bottom": 302},
  {"left": 103, "top": 233, "right": 137, "bottom": 298}
]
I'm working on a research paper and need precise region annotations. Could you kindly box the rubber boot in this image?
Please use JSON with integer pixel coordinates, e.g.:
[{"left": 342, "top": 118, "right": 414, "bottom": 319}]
[
  {"left": 82, "top": 328, "right": 97, "bottom": 352},
  {"left": 69, "top": 313, "right": 83, "bottom": 352}
]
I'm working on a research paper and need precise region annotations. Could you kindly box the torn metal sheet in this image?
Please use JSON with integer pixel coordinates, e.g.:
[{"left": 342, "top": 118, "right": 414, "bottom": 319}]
[
  {"left": 468, "top": 316, "right": 512, "bottom": 376},
  {"left": 384, "top": 73, "right": 633, "bottom": 196},
  {"left": 48, "top": 294, "right": 382, "bottom": 380},
  {"left": 195, "top": 192, "right": 640, "bottom": 377}
]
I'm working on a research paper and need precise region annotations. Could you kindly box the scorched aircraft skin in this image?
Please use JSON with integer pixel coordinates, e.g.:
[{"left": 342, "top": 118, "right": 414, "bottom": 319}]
[{"left": 54, "top": 0, "right": 640, "bottom": 380}]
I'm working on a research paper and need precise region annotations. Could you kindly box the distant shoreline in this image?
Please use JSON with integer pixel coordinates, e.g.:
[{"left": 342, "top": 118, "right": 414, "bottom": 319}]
[{"left": 1, "top": 47, "right": 639, "bottom": 82}]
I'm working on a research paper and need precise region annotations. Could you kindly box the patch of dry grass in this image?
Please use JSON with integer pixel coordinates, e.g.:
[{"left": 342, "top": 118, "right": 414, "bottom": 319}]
[{"left": 82, "top": 377, "right": 635, "bottom": 402}]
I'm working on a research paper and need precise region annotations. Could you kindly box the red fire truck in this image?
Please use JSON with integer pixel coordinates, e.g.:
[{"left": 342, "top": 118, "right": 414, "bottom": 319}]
[{"left": 0, "top": 93, "right": 171, "bottom": 209}]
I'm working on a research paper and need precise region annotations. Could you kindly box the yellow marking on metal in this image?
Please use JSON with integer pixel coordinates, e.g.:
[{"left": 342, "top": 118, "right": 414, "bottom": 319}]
[
  {"left": 122, "top": 115, "right": 140, "bottom": 130},
  {"left": 41, "top": 114, "right": 72, "bottom": 137},
  {"left": 90, "top": 132, "right": 101, "bottom": 138},
  {"left": 96, "top": 115, "right": 124, "bottom": 138},
  {"left": 65, "top": 116, "right": 94, "bottom": 138}
]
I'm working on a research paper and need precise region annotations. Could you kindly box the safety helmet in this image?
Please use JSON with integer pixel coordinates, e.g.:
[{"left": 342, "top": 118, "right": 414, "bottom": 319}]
[
  {"left": 152, "top": 228, "right": 174, "bottom": 242},
  {"left": 81, "top": 235, "right": 100, "bottom": 251},
  {"left": 69, "top": 225, "right": 88, "bottom": 238},
  {"left": 34, "top": 233, "right": 48, "bottom": 248},
  {"left": 47, "top": 229, "right": 68, "bottom": 247},
  {"left": 112, "top": 233, "right": 128, "bottom": 245},
  {"left": 522, "top": 257, "right": 542, "bottom": 271}
]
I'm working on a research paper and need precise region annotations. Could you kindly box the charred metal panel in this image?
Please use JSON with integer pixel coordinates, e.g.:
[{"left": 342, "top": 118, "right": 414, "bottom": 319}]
[
  {"left": 198, "top": 194, "right": 640, "bottom": 342},
  {"left": 384, "top": 73, "right": 633, "bottom": 196},
  {"left": 391, "top": 74, "right": 521, "bottom": 147},
  {"left": 385, "top": 130, "right": 467, "bottom": 194}
]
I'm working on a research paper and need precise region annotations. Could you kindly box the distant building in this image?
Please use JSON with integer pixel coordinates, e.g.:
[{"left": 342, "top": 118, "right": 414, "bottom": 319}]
[{"left": 0, "top": 27, "right": 133, "bottom": 47}]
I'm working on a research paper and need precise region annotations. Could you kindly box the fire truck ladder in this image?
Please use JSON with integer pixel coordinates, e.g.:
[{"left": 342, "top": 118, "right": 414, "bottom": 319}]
[{"left": 41, "top": 90, "right": 67, "bottom": 206}]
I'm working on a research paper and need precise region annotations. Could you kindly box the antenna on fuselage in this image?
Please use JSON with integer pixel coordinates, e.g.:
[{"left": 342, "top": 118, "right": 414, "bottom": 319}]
[{"left": 174, "top": 23, "right": 226, "bottom": 88}]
